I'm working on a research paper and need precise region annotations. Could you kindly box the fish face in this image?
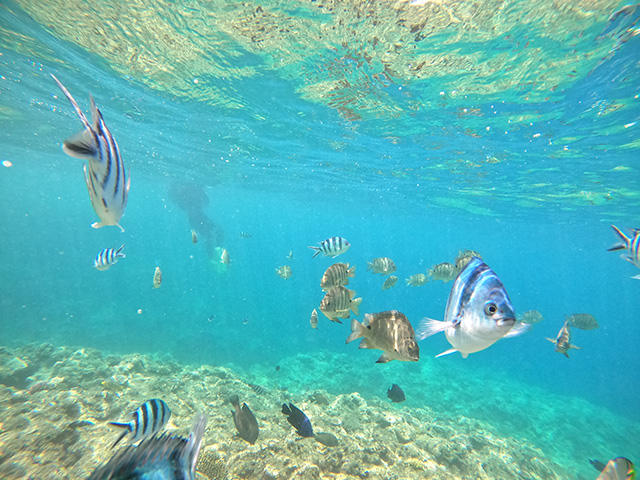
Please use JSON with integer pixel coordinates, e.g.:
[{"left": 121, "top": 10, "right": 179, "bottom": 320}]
[{"left": 401, "top": 339, "right": 420, "bottom": 362}]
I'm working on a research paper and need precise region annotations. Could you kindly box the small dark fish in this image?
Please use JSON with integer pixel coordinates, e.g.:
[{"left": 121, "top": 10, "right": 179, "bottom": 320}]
[
  {"left": 281, "top": 403, "right": 314, "bottom": 437},
  {"left": 242, "top": 317, "right": 249, "bottom": 325},
  {"left": 567, "top": 313, "right": 599, "bottom": 330},
  {"left": 28, "top": 381, "right": 52, "bottom": 395},
  {"left": 239, "top": 231, "right": 252, "bottom": 238},
  {"left": 591, "top": 457, "right": 636, "bottom": 480},
  {"left": 314, "top": 432, "right": 339, "bottom": 447},
  {"left": 275, "top": 365, "right": 280, "bottom": 372},
  {"left": 230, "top": 395, "right": 259, "bottom": 444},
  {"left": 387, "top": 384, "right": 405, "bottom": 403},
  {"left": 247, "top": 383, "right": 268, "bottom": 395},
  {"left": 108, "top": 398, "right": 171, "bottom": 448},
  {"left": 88, "top": 413, "right": 206, "bottom": 480}
]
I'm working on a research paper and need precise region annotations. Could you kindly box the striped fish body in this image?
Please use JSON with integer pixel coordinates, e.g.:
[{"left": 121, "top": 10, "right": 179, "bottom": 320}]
[
  {"left": 109, "top": 398, "right": 171, "bottom": 448},
  {"left": 546, "top": 321, "right": 580, "bottom": 358},
  {"left": 308, "top": 236, "right": 350, "bottom": 258},
  {"left": 94, "top": 245, "right": 126, "bottom": 271},
  {"left": 367, "top": 257, "right": 397, "bottom": 275},
  {"left": 51, "top": 75, "right": 130, "bottom": 232},
  {"left": 608, "top": 225, "right": 640, "bottom": 269},
  {"left": 427, "top": 262, "right": 458, "bottom": 282},
  {"left": 321, "top": 263, "right": 356, "bottom": 291},
  {"left": 382, "top": 275, "right": 398, "bottom": 290},
  {"left": 319, "top": 286, "right": 362, "bottom": 323}
]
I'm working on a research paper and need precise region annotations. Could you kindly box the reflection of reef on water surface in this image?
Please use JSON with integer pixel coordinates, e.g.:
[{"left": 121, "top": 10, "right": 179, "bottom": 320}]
[{"left": 0, "top": 343, "right": 632, "bottom": 479}]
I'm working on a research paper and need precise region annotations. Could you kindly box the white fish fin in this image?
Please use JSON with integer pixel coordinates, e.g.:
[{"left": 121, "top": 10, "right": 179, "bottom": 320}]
[
  {"left": 569, "top": 343, "right": 581, "bottom": 350},
  {"left": 376, "top": 352, "right": 394, "bottom": 363},
  {"left": 545, "top": 337, "right": 556, "bottom": 343},
  {"left": 350, "top": 297, "right": 362, "bottom": 316},
  {"left": 632, "top": 274, "right": 640, "bottom": 280},
  {"left": 186, "top": 413, "right": 207, "bottom": 476},
  {"left": 91, "top": 221, "right": 125, "bottom": 232},
  {"left": 415, "top": 317, "right": 453, "bottom": 341},
  {"left": 115, "top": 244, "right": 126, "bottom": 258},
  {"left": 308, "top": 246, "right": 321, "bottom": 258},
  {"left": 435, "top": 348, "right": 459, "bottom": 358},
  {"left": 607, "top": 225, "right": 630, "bottom": 251},
  {"left": 62, "top": 128, "right": 98, "bottom": 160},
  {"left": 503, "top": 322, "right": 532, "bottom": 339},
  {"left": 346, "top": 318, "right": 365, "bottom": 344},
  {"left": 51, "top": 74, "right": 91, "bottom": 129}
]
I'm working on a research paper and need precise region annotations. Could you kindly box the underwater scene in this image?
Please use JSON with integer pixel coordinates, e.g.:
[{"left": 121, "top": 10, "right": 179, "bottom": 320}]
[{"left": 0, "top": 0, "right": 639, "bottom": 478}]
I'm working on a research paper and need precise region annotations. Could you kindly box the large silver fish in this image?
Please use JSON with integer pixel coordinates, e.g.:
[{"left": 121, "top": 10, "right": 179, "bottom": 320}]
[
  {"left": 51, "top": 75, "right": 130, "bottom": 232},
  {"left": 88, "top": 412, "right": 206, "bottom": 480},
  {"left": 417, "top": 257, "right": 530, "bottom": 358},
  {"left": 608, "top": 225, "right": 640, "bottom": 279}
]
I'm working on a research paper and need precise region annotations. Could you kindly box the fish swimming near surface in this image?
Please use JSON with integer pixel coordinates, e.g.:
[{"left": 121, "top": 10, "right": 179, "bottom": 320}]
[
  {"left": 319, "top": 286, "right": 362, "bottom": 323},
  {"left": 406, "top": 273, "right": 428, "bottom": 287},
  {"left": 281, "top": 403, "right": 314, "bottom": 437},
  {"left": 108, "top": 398, "right": 171, "bottom": 448},
  {"left": 382, "top": 275, "right": 398, "bottom": 290},
  {"left": 427, "top": 262, "right": 459, "bottom": 283},
  {"left": 276, "top": 265, "right": 292, "bottom": 279},
  {"left": 153, "top": 266, "right": 162, "bottom": 289},
  {"left": 94, "top": 245, "right": 126, "bottom": 271},
  {"left": 51, "top": 75, "right": 130, "bottom": 232},
  {"left": 591, "top": 457, "right": 636, "bottom": 480},
  {"left": 608, "top": 225, "right": 640, "bottom": 279},
  {"left": 417, "top": 257, "right": 530, "bottom": 358},
  {"left": 230, "top": 395, "right": 259, "bottom": 445},
  {"left": 321, "top": 263, "right": 356, "bottom": 291},
  {"left": 546, "top": 320, "right": 580, "bottom": 358},
  {"left": 567, "top": 313, "right": 599, "bottom": 330},
  {"left": 88, "top": 412, "right": 206, "bottom": 480},
  {"left": 346, "top": 310, "right": 420, "bottom": 363},
  {"left": 367, "top": 257, "right": 397, "bottom": 275},
  {"left": 191, "top": 229, "right": 198, "bottom": 244},
  {"left": 387, "top": 384, "right": 406, "bottom": 403},
  {"left": 308, "top": 236, "right": 350, "bottom": 258},
  {"left": 518, "top": 310, "right": 544, "bottom": 324},
  {"left": 310, "top": 308, "right": 319, "bottom": 329}
]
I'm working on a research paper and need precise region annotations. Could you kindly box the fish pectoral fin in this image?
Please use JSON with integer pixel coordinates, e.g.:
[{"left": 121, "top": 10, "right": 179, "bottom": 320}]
[
  {"left": 503, "top": 322, "right": 532, "bottom": 339},
  {"left": 415, "top": 317, "right": 451, "bottom": 341},
  {"left": 545, "top": 337, "right": 556, "bottom": 343},
  {"left": 435, "top": 348, "right": 459, "bottom": 358},
  {"left": 62, "top": 129, "right": 98, "bottom": 160},
  {"left": 570, "top": 344, "right": 581, "bottom": 350}
]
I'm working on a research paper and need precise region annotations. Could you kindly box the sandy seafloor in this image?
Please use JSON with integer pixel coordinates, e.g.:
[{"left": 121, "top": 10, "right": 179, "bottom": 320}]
[{"left": 0, "top": 343, "right": 636, "bottom": 480}]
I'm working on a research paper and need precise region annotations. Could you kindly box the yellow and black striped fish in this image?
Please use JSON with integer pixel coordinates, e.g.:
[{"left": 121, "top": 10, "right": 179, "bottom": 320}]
[{"left": 51, "top": 75, "right": 130, "bottom": 232}]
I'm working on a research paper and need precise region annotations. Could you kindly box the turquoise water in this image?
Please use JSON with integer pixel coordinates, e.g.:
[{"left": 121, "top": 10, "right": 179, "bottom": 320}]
[{"left": 1, "top": 0, "right": 639, "bottom": 478}]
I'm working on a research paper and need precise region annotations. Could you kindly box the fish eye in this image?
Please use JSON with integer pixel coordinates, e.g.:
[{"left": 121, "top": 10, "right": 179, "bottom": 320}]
[{"left": 484, "top": 303, "right": 498, "bottom": 316}]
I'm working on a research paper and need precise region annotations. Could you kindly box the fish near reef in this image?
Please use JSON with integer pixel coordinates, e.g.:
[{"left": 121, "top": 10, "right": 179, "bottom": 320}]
[
  {"left": 346, "top": 310, "right": 419, "bottom": 364},
  {"left": 321, "top": 263, "right": 356, "bottom": 291},
  {"left": 88, "top": 412, "right": 206, "bottom": 480},
  {"left": 281, "top": 403, "right": 314, "bottom": 437},
  {"left": 108, "top": 398, "right": 171, "bottom": 448},
  {"left": 51, "top": 75, "right": 130, "bottom": 231},
  {"left": 230, "top": 395, "right": 259, "bottom": 444},
  {"left": 417, "top": 257, "right": 530, "bottom": 358},
  {"left": 309, "top": 236, "right": 350, "bottom": 258},
  {"left": 547, "top": 321, "right": 580, "bottom": 358},
  {"left": 319, "top": 286, "right": 362, "bottom": 323},
  {"left": 591, "top": 457, "right": 636, "bottom": 480},
  {"left": 387, "top": 384, "right": 405, "bottom": 403},
  {"left": 314, "top": 432, "right": 339, "bottom": 447},
  {"left": 94, "top": 245, "right": 125, "bottom": 271}
]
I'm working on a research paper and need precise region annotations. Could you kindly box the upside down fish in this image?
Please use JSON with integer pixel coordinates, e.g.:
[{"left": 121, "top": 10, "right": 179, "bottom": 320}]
[
  {"left": 51, "top": 75, "right": 130, "bottom": 231},
  {"left": 417, "top": 257, "right": 530, "bottom": 358}
]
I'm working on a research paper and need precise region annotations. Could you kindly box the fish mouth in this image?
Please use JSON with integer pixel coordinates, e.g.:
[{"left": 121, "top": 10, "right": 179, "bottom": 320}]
[{"left": 496, "top": 316, "right": 516, "bottom": 327}]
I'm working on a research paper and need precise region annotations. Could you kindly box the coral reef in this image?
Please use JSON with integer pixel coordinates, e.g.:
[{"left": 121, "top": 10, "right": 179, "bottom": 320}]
[{"left": 0, "top": 343, "right": 637, "bottom": 479}]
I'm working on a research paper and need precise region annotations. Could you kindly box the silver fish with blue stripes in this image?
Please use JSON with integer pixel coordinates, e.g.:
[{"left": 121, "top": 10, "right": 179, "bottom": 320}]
[
  {"left": 51, "top": 75, "right": 130, "bottom": 232},
  {"left": 89, "top": 412, "right": 206, "bottom": 480},
  {"left": 108, "top": 398, "right": 171, "bottom": 448},
  {"left": 94, "top": 245, "right": 126, "bottom": 271},
  {"left": 416, "top": 257, "right": 530, "bottom": 358},
  {"left": 308, "top": 236, "right": 351, "bottom": 258},
  {"left": 608, "top": 225, "right": 640, "bottom": 279}
]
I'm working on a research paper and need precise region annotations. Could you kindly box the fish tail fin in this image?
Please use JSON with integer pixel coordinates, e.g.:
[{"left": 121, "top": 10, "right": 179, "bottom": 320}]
[
  {"left": 415, "top": 317, "right": 450, "bottom": 341},
  {"left": 108, "top": 421, "right": 131, "bottom": 449},
  {"left": 350, "top": 297, "right": 363, "bottom": 316},
  {"left": 608, "top": 225, "right": 630, "bottom": 251},
  {"left": 346, "top": 318, "right": 365, "bottom": 344},
  {"left": 366, "top": 262, "right": 373, "bottom": 271},
  {"left": 116, "top": 244, "right": 126, "bottom": 258},
  {"left": 229, "top": 395, "right": 240, "bottom": 409},
  {"left": 184, "top": 412, "right": 207, "bottom": 476},
  {"left": 308, "top": 246, "right": 320, "bottom": 258}
]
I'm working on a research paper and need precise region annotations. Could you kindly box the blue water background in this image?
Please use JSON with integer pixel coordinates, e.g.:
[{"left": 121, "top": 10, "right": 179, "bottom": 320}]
[{"left": 0, "top": 0, "right": 639, "bottom": 470}]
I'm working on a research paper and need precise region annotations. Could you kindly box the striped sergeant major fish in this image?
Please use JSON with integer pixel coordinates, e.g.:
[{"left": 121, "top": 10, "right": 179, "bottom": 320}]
[
  {"left": 89, "top": 412, "right": 206, "bottom": 480},
  {"left": 308, "top": 236, "right": 350, "bottom": 258},
  {"left": 94, "top": 245, "right": 126, "bottom": 271},
  {"left": 51, "top": 75, "right": 130, "bottom": 232},
  {"left": 109, "top": 398, "right": 171, "bottom": 448},
  {"left": 608, "top": 225, "right": 640, "bottom": 278}
]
